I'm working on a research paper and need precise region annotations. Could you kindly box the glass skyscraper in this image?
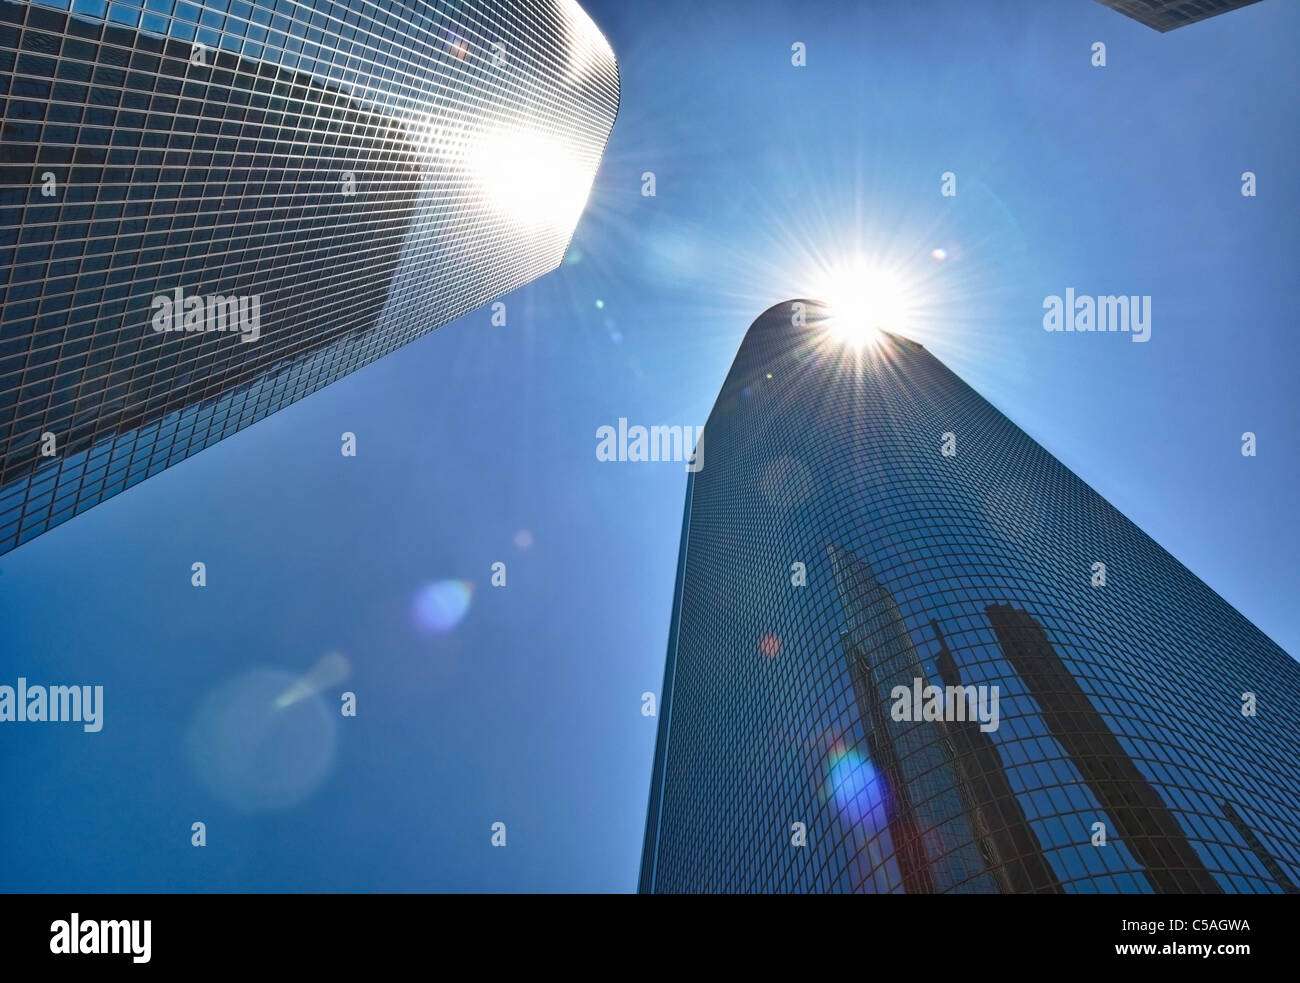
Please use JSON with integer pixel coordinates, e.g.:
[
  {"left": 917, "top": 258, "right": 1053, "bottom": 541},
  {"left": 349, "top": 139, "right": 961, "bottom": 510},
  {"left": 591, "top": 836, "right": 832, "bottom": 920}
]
[
  {"left": 1092, "top": 0, "right": 1266, "bottom": 32},
  {"left": 640, "top": 300, "right": 1300, "bottom": 894},
  {"left": 0, "top": 0, "right": 618, "bottom": 554}
]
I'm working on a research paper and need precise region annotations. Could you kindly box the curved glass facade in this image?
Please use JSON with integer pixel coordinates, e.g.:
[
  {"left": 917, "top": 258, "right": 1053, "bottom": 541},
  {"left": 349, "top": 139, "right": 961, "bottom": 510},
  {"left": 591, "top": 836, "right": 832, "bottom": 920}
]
[
  {"left": 640, "top": 300, "right": 1300, "bottom": 894},
  {"left": 0, "top": 0, "right": 618, "bottom": 553}
]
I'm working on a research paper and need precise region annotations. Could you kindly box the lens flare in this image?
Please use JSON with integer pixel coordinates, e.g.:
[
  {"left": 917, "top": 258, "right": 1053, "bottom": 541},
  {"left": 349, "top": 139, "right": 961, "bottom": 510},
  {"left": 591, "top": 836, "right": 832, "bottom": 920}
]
[
  {"left": 759, "top": 633, "right": 782, "bottom": 658},
  {"left": 274, "top": 651, "right": 351, "bottom": 710},
  {"left": 411, "top": 580, "right": 474, "bottom": 635},
  {"left": 446, "top": 34, "right": 470, "bottom": 61},
  {"left": 823, "top": 742, "right": 886, "bottom": 827},
  {"left": 188, "top": 668, "right": 338, "bottom": 814}
]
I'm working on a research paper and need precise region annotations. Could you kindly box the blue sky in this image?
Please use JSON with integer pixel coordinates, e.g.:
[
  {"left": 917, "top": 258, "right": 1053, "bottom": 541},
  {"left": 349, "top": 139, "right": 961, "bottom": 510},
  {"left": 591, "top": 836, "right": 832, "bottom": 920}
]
[{"left": 1, "top": 0, "right": 1297, "bottom": 892}]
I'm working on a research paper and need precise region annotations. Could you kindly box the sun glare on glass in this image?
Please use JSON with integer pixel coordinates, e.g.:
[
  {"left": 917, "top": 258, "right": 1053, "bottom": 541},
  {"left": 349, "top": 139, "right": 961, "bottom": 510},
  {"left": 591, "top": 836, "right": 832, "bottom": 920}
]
[{"left": 470, "top": 127, "right": 595, "bottom": 233}]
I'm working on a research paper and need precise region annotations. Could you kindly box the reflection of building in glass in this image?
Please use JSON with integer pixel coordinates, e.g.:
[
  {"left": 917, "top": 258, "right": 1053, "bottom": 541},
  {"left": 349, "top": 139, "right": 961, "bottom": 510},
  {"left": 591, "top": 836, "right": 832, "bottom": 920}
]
[
  {"left": 640, "top": 299, "right": 1300, "bottom": 894},
  {"left": 1219, "top": 799, "right": 1298, "bottom": 894},
  {"left": 829, "top": 543, "right": 996, "bottom": 893},
  {"left": 930, "top": 618, "right": 1061, "bottom": 894},
  {"left": 985, "top": 602, "right": 1220, "bottom": 894},
  {"left": 0, "top": 0, "right": 618, "bottom": 554},
  {"left": 1092, "top": 0, "right": 1266, "bottom": 32}
]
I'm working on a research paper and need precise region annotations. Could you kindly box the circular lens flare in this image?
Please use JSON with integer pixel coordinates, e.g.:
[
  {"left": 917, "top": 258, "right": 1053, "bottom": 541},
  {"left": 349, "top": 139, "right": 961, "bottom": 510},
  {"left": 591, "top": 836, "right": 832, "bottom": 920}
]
[
  {"left": 411, "top": 580, "right": 474, "bottom": 635},
  {"left": 188, "top": 668, "right": 338, "bottom": 814}
]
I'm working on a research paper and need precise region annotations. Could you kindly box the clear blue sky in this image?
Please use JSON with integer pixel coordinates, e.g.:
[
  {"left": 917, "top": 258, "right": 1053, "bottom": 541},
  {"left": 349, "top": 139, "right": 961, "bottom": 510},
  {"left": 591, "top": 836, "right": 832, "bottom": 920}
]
[{"left": 1, "top": 0, "right": 1296, "bottom": 892}]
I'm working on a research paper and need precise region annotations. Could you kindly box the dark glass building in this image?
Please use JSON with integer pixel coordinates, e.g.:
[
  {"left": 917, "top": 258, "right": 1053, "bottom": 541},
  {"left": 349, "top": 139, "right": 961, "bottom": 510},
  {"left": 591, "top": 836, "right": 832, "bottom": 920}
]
[
  {"left": 640, "top": 300, "right": 1300, "bottom": 893},
  {"left": 1092, "top": 0, "right": 1266, "bottom": 32},
  {"left": 0, "top": 0, "right": 618, "bottom": 554}
]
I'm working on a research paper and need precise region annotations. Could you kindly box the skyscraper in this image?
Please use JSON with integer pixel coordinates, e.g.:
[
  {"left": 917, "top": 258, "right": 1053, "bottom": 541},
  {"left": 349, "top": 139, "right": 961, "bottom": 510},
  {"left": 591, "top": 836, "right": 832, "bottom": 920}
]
[
  {"left": 0, "top": 0, "right": 618, "bottom": 554},
  {"left": 640, "top": 300, "right": 1300, "bottom": 894},
  {"left": 1092, "top": 0, "right": 1266, "bottom": 32}
]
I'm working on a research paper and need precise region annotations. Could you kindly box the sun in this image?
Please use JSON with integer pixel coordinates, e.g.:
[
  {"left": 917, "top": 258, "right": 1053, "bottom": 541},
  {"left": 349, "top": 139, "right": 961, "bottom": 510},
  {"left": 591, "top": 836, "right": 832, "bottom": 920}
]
[{"left": 811, "top": 260, "right": 912, "bottom": 349}]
